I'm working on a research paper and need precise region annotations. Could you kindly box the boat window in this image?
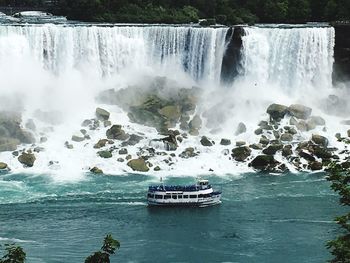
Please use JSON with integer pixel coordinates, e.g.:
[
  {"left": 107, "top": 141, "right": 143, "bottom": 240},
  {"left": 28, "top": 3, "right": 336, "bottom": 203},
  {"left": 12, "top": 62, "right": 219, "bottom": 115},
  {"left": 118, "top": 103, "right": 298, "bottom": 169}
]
[
  {"left": 164, "top": 195, "right": 171, "bottom": 199},
  {"left": 155, "top": 195, "right": 163, "bottom": 199},
  {"left": 190, "top": 195, "right": 197, "bottom": 199},
  {"left": 172, "top": 195, "right": 177, "bottom": 199},
  {"left": 178, "top": 195, "right": 183, "bottom": 199},
  {"left": 198, "top": 194, "right": 204, "bottom": 198},
  {"left": 183, "top": 195, "right": 188, "bottom": 198}
]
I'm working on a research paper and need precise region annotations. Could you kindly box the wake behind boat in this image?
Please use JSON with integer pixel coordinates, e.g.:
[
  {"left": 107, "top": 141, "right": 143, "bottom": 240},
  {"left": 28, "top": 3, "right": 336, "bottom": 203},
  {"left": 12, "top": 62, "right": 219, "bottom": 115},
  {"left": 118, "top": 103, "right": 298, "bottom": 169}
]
[{"left": 147, "top": 179, "right": 222, "bottom": 207}]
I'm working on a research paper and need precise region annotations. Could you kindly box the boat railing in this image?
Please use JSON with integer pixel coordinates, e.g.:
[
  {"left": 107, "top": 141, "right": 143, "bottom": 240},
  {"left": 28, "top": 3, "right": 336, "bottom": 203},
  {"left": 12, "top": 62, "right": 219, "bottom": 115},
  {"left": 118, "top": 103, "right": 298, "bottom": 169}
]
[{"left": 149, "top": 184, "right": 210, "bottom": 192}]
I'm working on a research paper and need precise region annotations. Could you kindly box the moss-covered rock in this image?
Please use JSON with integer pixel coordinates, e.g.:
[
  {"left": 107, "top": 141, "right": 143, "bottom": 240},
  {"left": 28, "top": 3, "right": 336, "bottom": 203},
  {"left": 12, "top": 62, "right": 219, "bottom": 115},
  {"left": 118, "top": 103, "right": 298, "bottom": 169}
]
[
  {"left": 96, "top": 107, "right": 110, "bottom": 121},
  {"left": 98, "top": 150, "right": 112, "bottom": 159},
  {"left": 231, "top": 146, "right": 251, "bottom": 161},
  {"left": 267, "top": 104, "right": 288, "bottom": 121},
  {"left": 127, "top": 158, "right": 149, "bottom": 172},
  {"left": 0, "top": 162, "right": 8, "bottom": 169},
  {"left": 94, "top": 139, "right": 109, "bottom": 149},
  {"left": 18, "top": 152, "right": 36, "bottom": 167},
  {"left": 106, "top": 125, "right": 129, "bottom": 141},
  {"left": 90, "top": 167, "right": 103, "bottom": 174},
  {"left": 288, "top": 104, "right": 312, "bottom": 120}
]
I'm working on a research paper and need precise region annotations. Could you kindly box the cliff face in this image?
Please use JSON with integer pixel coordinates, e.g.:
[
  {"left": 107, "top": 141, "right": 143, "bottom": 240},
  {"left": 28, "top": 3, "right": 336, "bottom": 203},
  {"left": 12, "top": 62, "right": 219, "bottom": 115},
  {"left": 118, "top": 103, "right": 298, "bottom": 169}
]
[{"left": 333, "top": 24, "right": 350, "bottom": 83}]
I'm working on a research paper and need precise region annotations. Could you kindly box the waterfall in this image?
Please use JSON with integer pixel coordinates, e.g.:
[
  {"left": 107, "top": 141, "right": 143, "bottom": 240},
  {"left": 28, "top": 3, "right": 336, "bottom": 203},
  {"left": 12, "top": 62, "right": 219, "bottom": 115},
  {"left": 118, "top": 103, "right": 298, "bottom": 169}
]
[
  {"left": 240, "top": 26, "right": 335, "bottom": 94},
  {"left": 0, "top": 25, "right": 229, "bottom": 83}
]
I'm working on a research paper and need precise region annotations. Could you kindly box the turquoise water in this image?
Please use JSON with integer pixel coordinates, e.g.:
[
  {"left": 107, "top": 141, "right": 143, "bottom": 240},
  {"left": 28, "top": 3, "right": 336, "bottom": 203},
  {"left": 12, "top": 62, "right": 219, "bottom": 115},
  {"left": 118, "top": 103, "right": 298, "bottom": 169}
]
[{"left": 0, "top": 172, "right": 342, "bottom": 262}]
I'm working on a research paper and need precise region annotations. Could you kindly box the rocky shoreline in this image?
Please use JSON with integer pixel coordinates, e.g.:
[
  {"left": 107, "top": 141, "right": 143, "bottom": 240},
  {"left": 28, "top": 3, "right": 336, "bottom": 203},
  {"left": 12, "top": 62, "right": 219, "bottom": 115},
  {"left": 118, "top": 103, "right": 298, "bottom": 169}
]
[{"left": 0, "top": 77, "right": 349, "bottom": 176}]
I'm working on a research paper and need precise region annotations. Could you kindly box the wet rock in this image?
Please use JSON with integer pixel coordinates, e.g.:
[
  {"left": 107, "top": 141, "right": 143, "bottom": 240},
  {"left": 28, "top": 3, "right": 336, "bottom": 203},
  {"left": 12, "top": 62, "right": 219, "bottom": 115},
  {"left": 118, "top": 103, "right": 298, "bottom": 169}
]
[
  {"left": 126, "top": 154, "right": 132, "bottom": 160},
  {"left": 159, "top": 105, "right": 181, "bottom": 124},
  {"left": 280, "top": 133, "right": 293, "bottom": 142},
  {"left": 18, "top": 152, "right": 36, "bottom": 167},
  {"left": 94, "top": 139, "right": 109, "bottom": 149},
  {"left": 236, "top": 141, "right": 246, "bottom": 147},
  {"left": 34, "top": 147, "right": 44, "bottom": 153},
  {"left": 179, "top": 147, "right": 198, "bottom": 158},
  {"left": 154, "top": 166, "right": 161, "bottom": 171},
  {"left": 311, "top": 134, "right": 328, "bottom": 147},
  {"left": 96, "top": 107, "right": 110, "bottom": 121},
  {"left": 308, "top": 116, "right": 326, "bottom": 126},
  {"left": 267, "top": 104, "right": 288, "bottom": 121},
  {"left": 0, "top": 138, "right": 20, "bottom": 152},
  {"left": 249, "top": 143, "right": 263, "bottom": 150},
  {"left": 288, "top": 104, "right": 312, "bottom": 120},
  {"left": 259, "top": 136, "right": 270, "bottom": 145},
  {"left": 299, "top": 151, "right": 315, "bottom": 162},
  {"left": 117, "top": 158, "right": 124, "bottom": 162},
  {"left": 82, "top": 119, "right": 92, "bottom": 127},
  {"left": 282, "top": 145, "right": 293, "bottom": 157},
  {"left": 249, "top": 155, "right": 281, "bottom": 172},
  {"left": 255, "top": 128, "right": 263, "bottom": 135},
  {"left": 161, "top": 134, "right": 178, "bottom": 151},
  {"left": 220, "top": 139, "right": 231, "bottom": 146},
  {"left": 72, "top": 135, "right": 85, "bottom": 142},
  {"left": 127, "top": 158, "right": 149, "bottom": 172},
  {"left": 0, "top": 162, "right": 8, "bottom": 169},
  {"left": 65, "top": 141, "right": 73, "bottom": 149},
  {"left": 289, "top": 117, "right": 298, "bottom": 126},
  {"left": 235, "top": 122, "right": 247, "bottom": 135},
  {"left": 25, "top": 119, "right": 36, "bottom": 131},
  {"left": 106, "top": 125, "right": 129, "bottom": 141},
  {"left": 258, "top": 121, "right": 273, "bottom": 130},
  {"left": 104, "top": 120, "right": 112, "bottom": 127},
  {"left": 231, "top": 146, "right": 251, "bottom": 162},
  {"left": 119, "top": 148, "right": 128, "bottom": 155},
  {"left": 200, "top": 136, "right": 213, "bottom": 147},
  {"left": 348, "top": 130, "right": 350, "bottom": 137},
  {"left": 273, "top": 130, "right": 280, "bottom": 139},
  {"left": 90, "top": 167, "right": 103, "bottom": 174},
  {"left": 309, "top": 161, "right": 323, "bottom": 171},
  {"left": 121, "top": 134, "right": 143, "bottom": 146},
  {"left": 12, "top": 151, "right": 19, "bottom": 157},
  {"left": 296, "top": 121, "right": 308, "bottom": 132},
  {"left": 98, "top": 150, "right": 112, "bottom": 159},
  {"left": 335, "top": 133, "right": 342, "bottom": 140},
  {"left": 262, "top": 144, "right": 283, "bottom": 155},
  {"left": 313, "top": 146, "right": 333, "bottom": 159}
]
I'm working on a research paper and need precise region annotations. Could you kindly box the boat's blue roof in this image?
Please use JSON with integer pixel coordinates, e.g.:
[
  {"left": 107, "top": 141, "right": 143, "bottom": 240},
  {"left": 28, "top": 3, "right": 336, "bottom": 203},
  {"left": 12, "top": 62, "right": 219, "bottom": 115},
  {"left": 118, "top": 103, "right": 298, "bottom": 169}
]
[{"left": 148, "top": 185, "right": 211, "bottom": 192}]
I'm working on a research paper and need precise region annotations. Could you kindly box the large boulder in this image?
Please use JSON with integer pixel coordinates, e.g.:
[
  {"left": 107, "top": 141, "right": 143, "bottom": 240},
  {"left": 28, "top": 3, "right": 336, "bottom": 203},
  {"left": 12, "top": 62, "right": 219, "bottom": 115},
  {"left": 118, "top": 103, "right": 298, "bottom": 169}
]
[
  {"left": 262, "top": 144, "right": 283, "bottom": 155},
  {"left": 311, "top": 134, "right": 328, "bottom": 147},
  {"left": 18, "top": 152, "right": 36, "bottom": 167},
  {"left": 249, "top": 155, "right": 280, "bottom": 172},
  {"left": 90, "top": 167, "right": 103, "bottom": 174},
  {"left": 288, "top": 104, "right": 312, "bottom": 120},
  {"left": 280, "top": 133, "right": 293, "bottom": 142},
  {"left": 200, "top": 136, "right": 213, "bottom": 147},
  {"left": 308, "top": 116, "right": 326, "bottom": 126},
  {"left": 98, "top": 151, "right": 112, "bottom": 159},
  {"left": 220, "top": 139, "right": 231, "bottom": 146},
  {"left": 189, "top": 115, "right": 202, "bottom": 134},
  {"left": 161, "top": 134, "right": 178, "bottom": 151},
  {"left": 231, "top": 146, "right": 251, "bottom": 162},
  {"left": 235, "top": 122, "right": 247, "bottom": 135},
  {"left": 0, "top": 162, "right": 8, "bottom": 169},
  {"left": 106, "top": 125, "right": 129, "bottom": 141},
  {"left": 267, "top": 104, "right": 288, "bottom": 121},
  {"left": 179, "top": 147, "right": 198, "bottom": 158},
  {"left": 159, "top": 105, "right": 181, "bottom": 125},
  {"left": 127, "top": 158, "right": 149, "bottom": 172},
  {"left": 95, "top": 107, "right": 110, "bottom": 121},
  {"left": 94, "top": 139, "right": 109, "bottom": 149},
  {"left": 309, "top": 161, "right": 323, "bottom": 171},
  {"left": 0, "top": 137, "right": 20, "bottom": 152}
]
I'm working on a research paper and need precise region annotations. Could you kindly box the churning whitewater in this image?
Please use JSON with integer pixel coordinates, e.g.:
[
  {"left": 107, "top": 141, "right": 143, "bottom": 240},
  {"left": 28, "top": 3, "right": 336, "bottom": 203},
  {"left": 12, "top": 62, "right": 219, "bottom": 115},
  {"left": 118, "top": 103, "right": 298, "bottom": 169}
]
[{"left": 0, "top": 24, "right": 346, "bottom": 179}]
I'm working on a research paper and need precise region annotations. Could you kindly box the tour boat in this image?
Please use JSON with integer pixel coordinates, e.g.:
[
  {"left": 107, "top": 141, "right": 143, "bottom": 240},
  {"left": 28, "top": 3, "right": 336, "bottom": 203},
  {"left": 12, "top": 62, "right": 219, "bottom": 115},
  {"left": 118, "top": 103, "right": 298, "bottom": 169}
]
[{"left": 147, "top": 179, "right": 222, "bottom": 207}]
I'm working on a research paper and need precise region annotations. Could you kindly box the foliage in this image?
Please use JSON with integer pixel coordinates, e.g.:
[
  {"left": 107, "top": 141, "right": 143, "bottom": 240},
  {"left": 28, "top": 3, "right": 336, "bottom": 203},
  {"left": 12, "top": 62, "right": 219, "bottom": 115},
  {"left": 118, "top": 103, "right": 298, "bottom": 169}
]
[
  {"left": 0, "top": 244, "right": 26, "bottom": 263},
  {"left": 0, "top": 0, "right": 349, "bottom": 25},
  {"left": 326, "top": 163, "right": 350, "bottom": 263},
  {"left": 85, "top": 234, "right": 120, "bottom": 263}
]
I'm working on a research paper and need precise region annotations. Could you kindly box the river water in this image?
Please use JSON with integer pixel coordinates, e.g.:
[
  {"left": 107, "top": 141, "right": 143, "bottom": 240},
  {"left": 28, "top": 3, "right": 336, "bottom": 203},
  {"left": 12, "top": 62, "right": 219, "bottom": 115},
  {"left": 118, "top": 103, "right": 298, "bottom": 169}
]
[{"left": 0, "top": 172, "right": 341, "bottom": 262}]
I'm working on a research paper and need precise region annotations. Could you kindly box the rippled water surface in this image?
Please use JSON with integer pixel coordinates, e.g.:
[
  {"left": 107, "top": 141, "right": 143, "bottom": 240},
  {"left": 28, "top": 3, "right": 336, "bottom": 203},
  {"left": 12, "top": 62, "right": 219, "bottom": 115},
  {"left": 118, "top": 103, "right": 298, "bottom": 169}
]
[{"left": 0, "top": 172, "right": 342, "bottom": 262}]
